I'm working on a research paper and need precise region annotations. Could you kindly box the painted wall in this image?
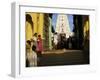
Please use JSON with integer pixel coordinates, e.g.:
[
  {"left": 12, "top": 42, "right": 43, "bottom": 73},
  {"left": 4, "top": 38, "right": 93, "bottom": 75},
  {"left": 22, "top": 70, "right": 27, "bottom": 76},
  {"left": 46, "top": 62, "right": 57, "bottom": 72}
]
[{"left": 26, "top": 13, "right": 44, "bottom": 38}]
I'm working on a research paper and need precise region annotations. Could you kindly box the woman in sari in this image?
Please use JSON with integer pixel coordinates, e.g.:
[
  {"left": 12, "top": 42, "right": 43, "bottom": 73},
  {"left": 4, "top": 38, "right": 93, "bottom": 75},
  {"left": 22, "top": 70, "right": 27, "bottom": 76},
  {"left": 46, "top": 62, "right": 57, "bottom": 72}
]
[{"left": 36, "top": 35, "right": 43, "bottom": 66}]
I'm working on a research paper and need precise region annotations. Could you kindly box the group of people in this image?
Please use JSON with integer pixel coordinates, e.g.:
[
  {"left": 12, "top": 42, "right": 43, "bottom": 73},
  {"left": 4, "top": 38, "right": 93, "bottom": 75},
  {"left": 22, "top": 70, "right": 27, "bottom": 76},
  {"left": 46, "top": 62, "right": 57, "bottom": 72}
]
[
  {"left": 53, "top": 32, "right": 73, "bottom": 50},
  {"left": 25, "top": 14, "right": 43, "bottom": 67},
  {"left": 26, "top": 33, "right": 43, "bottom": 67}
]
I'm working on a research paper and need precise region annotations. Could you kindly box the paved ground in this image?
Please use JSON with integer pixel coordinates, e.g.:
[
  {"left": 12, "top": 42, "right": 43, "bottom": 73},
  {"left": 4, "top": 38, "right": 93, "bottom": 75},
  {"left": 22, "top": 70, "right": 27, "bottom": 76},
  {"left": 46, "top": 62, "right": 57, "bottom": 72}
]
[{"left": 38, "top": 49, "right": 89, "bottom": 66}]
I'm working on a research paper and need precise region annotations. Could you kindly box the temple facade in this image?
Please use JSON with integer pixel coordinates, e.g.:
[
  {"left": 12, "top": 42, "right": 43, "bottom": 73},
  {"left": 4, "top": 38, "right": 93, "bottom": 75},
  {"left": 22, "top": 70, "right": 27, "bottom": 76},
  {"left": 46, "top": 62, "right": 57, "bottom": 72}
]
[{"left": 55, "top": 14, "right": 71, "bottom": 38}]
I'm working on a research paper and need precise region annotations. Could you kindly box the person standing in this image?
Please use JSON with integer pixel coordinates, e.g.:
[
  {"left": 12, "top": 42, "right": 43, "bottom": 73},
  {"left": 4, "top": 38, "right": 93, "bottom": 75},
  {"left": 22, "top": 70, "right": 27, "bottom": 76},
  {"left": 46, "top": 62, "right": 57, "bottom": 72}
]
[
  {"left": 36, "top": 35, "right": 43, "bottom": 66},
  {"left": 32, "top": 33, "right": 37, "bottom": 47},
  {"left": 53, "top": 32, "right": 58, "bottom": 49}
]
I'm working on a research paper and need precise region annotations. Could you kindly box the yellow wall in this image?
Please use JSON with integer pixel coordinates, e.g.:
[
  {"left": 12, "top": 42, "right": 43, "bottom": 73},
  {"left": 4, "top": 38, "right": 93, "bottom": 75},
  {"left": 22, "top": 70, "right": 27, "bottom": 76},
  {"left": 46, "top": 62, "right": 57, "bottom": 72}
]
[
  {"left": 26, "top": 13, "right": 38, "bottom": 34},
  {"left": 25, "top": 21, "right": 33, "bottom": 41},
  {"left": 26, "top": 13, "right": 44, "bottom": 38},
  {"left": 84, "top": 20, "right": 89, "bottom": 40},
  {"left": 37, "top": 13, "right": 44, "bottom": 38}
]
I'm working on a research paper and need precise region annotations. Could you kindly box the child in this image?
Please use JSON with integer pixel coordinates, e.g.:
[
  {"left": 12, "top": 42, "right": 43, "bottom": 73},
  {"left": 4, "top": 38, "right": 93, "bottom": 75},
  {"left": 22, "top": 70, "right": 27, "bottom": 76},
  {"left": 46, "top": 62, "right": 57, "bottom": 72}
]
[
  {"left": 31, "top": 45, "right": 37, "bottom": 66},
  {"left": 26, "top": 40, "right": 31, "bottom": 67}
]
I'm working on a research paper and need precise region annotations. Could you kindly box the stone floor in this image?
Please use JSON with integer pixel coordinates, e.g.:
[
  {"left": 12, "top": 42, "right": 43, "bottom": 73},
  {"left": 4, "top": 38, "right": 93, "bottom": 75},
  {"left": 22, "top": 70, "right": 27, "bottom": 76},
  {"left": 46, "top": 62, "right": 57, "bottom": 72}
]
[{"left": 37, "top": 49, "right": 89, "bottom": 66}]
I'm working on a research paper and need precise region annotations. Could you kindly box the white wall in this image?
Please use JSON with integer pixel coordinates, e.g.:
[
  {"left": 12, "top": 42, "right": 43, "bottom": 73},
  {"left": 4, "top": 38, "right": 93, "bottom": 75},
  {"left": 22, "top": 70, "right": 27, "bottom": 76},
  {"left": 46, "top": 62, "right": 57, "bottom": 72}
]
[{"left": 0, "top": 0, "right": 100, "bottom": 80}]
